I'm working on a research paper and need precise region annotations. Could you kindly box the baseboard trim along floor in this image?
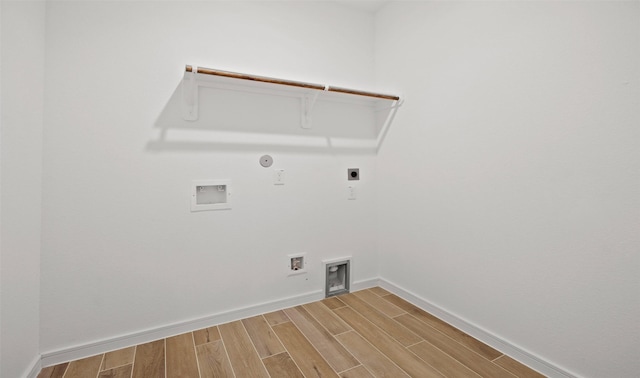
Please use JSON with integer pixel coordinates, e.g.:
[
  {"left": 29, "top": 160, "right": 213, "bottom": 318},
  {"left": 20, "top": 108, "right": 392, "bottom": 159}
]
[
  {"left": 378, "top": 278, "right": 577, "bottom": 378},
  {"left": 23, "top": 355, "right": 41, "bottom": 378},
  {"left": 40, "top": 289, "right": 324, "bottom": 368},
  {"left": 38, "top": 277, "right": 575, "bottom": 378},
  {"left": 40, "top": 278, "right": 380, "bottom": 369}
]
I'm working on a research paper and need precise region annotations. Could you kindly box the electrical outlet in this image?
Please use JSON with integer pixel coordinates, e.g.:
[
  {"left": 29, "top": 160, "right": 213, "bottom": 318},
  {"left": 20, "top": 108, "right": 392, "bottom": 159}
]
[
  {"left": 274, "top": 169, "right": 285, "bottom": 185},
  {"left": 347, "top": 185, "right": 356, "bottom": 200}
]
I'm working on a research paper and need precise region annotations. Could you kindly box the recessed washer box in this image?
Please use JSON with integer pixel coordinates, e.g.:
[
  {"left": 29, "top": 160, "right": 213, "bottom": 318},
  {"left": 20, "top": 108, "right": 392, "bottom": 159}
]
[
  {"left": 191, "top": 180, "right": 231, "bottom": 211},
  {"left": 287, "top": 253, "right": 307, "bottom": 276}
]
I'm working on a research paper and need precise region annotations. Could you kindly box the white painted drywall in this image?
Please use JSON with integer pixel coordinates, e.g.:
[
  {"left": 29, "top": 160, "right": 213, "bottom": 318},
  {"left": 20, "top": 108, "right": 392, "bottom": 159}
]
[
  {"left": 1, "top": 2, "right": 3, "bottom": 371},
  {"left": 0, "top": 1, "right": 46, "bottom": 377},
  {"left": 1, "top": 1, "right": 3, "bottom": 373},
  {"left": 375, "top": 2, "right": 640, "bottom": 377},
  {"left": 40, "top": 1, "right": 381, "bottom": 353}
]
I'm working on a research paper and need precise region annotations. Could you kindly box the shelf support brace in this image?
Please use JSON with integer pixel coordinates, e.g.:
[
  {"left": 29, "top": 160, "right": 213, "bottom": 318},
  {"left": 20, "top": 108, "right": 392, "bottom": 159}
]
[
  {"left": 375, "top": 98, "right": 404, "bottom": 152},
  {"left": 300, "top": 91, "right": 319, "bottom": 129},
  {"left": 182, "top": 68, "right": 199, "bottom": 121}
]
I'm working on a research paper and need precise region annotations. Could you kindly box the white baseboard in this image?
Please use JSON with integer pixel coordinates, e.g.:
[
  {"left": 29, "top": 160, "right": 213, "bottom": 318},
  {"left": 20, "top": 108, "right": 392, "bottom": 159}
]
[
  {"left": 351, "top": 277, "right": 380, "bottom": 291},
  {"left": 378, "top": 278, "right": 578, "bottom": 378},
  {"left": 40, "top": 276, "right": 380, "bottom": 369},
  {"left": 39, "top": 277, "right": 576, "bottom": 378},
  {"left": 23, "top": 355, "right": 41, "bottom": 378},
  {"left": 40, "top": 289, "right": 325, "bottom": 368}
]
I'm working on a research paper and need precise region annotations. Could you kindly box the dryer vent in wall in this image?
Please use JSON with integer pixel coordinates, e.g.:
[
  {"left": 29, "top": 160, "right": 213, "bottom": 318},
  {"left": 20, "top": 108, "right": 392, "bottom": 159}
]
[{"left": 325, "top": 259, "right": 350, "bottom": 297}]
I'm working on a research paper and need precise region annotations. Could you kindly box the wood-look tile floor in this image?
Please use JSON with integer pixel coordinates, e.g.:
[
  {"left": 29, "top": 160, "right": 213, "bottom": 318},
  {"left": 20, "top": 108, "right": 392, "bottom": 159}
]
[{"left": 38, "top": 287, "right": 546, "bottom": 378}]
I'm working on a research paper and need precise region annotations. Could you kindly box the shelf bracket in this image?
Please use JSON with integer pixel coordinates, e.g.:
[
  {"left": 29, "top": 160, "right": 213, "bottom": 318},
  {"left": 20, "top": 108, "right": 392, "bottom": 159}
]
[
  {"left": 182, "top": 68, "right": 199, "bottom": 121},
  {"left": 300, "top": 91, "right": 320, "bottom": 129},
  {"left": 375, "top": 98, "right": 404, "bottom": 152}
]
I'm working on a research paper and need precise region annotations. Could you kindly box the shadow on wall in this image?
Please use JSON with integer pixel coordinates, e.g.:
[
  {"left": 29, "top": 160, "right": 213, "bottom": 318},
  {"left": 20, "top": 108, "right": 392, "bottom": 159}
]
[{"left": 147, "top": 76, "right": 397, "bottom": 155}]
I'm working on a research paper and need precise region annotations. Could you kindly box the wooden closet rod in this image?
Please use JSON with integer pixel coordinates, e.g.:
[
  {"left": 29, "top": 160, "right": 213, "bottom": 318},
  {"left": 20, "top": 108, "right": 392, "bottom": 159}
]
[
  {"left": 185, "top": 65, "right": 400, "bottom": 101},
  {"left": 325, "top": 86, "right": 400, "bottom": 101}
]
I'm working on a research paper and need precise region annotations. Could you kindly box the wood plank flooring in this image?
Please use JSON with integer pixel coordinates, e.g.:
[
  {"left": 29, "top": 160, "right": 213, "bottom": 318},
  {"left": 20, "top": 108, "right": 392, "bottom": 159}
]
[{"left": 37, "top": 287, "right": 546, "bottom": 378}]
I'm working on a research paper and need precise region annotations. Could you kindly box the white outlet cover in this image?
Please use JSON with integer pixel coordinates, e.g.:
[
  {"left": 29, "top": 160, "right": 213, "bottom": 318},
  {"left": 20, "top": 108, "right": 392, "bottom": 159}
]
[
  {"left": 274, "top": 169, "right": 285, "bottom": 185},
  {"left": 347, "top": 185, "right": 356, "bottom": 200}
]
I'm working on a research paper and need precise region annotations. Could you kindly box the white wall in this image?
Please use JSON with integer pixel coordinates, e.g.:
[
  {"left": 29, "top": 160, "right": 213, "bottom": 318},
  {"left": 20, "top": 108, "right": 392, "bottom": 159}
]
[
  {"left": 0, "top": 1, "right": 46, "bottom": 377},
  {"left": 1, "top": 1, "right": 3, "bottom": 370},
  {"left": 40, "top": 1, "right": 381, "bottom": 353},
  {"left": 375, "top": 2, "right": 640, "bottom": 377}
]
